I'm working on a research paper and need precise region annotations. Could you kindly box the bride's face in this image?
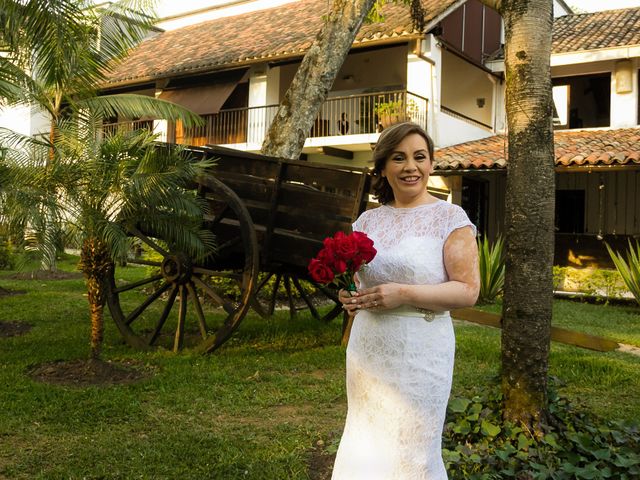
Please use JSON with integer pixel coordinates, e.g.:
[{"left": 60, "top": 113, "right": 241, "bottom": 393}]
[{"left": 381, "top": 133, "right": 432, "bottom": 205}]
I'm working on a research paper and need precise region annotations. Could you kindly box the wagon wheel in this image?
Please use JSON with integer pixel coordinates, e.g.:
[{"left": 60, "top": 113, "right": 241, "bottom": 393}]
[
  {"left": 251, "top": 270, "right": 343, "bottom": 322},
  {"left": 106, "top": 176, "right": 259, "bottom": 354}
]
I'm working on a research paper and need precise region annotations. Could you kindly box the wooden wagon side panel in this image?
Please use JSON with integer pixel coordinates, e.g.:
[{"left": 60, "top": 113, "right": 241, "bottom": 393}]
[
  {"left": 268, "top": 162, "right": 371, "bottom": 271},
  {"left": 195, "top": 145, "right": 371, "bottom": 272}
]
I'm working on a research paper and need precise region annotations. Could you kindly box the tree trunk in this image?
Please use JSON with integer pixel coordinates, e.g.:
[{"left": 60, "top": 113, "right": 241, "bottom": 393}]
[
  {"left": 79, "top": 237, "right": 113, "bottom": 361},
  {"left": 261, "top": 0, "right": 376, "bottom": 159},
  {"left": 498, "top": 0, "right": 555, "bottom": 430}
]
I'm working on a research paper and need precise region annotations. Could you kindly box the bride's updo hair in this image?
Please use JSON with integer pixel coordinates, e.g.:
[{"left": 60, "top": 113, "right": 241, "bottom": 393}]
[{"left": 371, "top": 122, "right": 435, "bottom": 205}]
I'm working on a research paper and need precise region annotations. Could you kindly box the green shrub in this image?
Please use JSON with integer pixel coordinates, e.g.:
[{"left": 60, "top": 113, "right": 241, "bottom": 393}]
[
  {"left": 0, "top": 237, "right": 15, "bottom": 270},
  {"left": 553, "top": 265, "right": 629, "bottom": 302},
  {"left": 443, "top": 383, "right": 640, "bottom": 479},
  {"left": 606, "top": 240, "right": 640, "bottom": 306},
  {"left": 477, "top": 235, "right": 505, "bottom": 304}
]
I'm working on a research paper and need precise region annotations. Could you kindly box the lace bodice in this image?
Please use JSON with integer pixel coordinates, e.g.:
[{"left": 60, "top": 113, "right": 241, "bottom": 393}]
[{"left": 353, "top": 200, "right": 476, "bottom": 290}]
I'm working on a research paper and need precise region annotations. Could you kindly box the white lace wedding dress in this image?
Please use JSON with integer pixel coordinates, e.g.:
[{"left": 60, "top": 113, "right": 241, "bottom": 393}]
[{"left": 331, "top": 200, "right": 475, "bottom": 480}]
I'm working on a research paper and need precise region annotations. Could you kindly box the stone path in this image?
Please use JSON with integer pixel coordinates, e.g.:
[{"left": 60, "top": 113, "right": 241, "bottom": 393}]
[{"left": 617, "top": 343, "right": 640, "bottom": 357}]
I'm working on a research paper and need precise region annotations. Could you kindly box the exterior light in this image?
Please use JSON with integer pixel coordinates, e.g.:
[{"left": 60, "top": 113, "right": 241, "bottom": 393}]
[{"left": 614, "top": 59, "right": 632, "bottom": 94}]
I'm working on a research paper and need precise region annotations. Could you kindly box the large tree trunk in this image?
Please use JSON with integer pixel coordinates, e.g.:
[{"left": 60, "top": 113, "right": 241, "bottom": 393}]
[
  {"left": 261, "top": 0, "right": 376, "bottom": 159},
  {"left": 493, "top": 0, "right": 555, "bottom": 429},
  {"left": 79, "top": 237, "right": 113, "bottom": 361}
]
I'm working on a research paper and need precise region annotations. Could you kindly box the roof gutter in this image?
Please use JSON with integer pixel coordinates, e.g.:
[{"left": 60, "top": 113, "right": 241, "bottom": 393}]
[
  {"left": 432, "top": 168, "right": 506, "bottom": 175},
  {"left": 556, "top": 164, "right": 640, "bottom": 173},
  {"left": 433, "top": 164, "right": 640, "bottom": 175}
]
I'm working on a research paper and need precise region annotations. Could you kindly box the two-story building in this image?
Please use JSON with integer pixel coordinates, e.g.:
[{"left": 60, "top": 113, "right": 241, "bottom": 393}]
[{"left": 104, "top": 0, "right": 501, "bottom": 160}]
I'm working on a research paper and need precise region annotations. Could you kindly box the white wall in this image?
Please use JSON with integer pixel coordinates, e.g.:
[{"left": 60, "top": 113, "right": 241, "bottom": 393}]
[
  {"left": 440, "top": 50, "right": 494, "bottom": 127},
  {"left": 436, "top": 109, "right": 494, "bottom": 148},
  {"left": 553, "top": 0, "right": 572, "bottom": 17},
  {"left": 611, "top": 58, "right": 638, "bottom": 128},
  {"left": 0, "top": 105, "right": 31, "bottom": 136},
  {"left": 156, "top": 0, "right": 299, "bottom": 30}
]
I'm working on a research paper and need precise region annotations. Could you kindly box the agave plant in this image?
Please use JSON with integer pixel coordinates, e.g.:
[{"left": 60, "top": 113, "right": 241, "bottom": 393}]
[
  {"left": 477, "top": 235, "right": 505, "bottom": 304},
  {"left": 605, "top": 240, "right": 640, "bottom": 306}
]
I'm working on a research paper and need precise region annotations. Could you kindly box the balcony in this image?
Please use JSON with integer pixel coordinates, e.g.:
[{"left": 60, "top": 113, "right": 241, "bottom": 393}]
[{"left": 103, "top": 90, "right": 428, "bottom": 149}]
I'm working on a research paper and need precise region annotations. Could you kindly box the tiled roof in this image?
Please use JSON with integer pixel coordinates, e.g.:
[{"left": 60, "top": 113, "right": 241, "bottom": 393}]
[
  {"left": 552, "top": 7, "right": 640, "bottom": 54},
  {"left": 434, "top": 128, "right": 640, "bottom": 171},
  {"left": 106, "top": 0, "right": 461, "bottom": 86}
]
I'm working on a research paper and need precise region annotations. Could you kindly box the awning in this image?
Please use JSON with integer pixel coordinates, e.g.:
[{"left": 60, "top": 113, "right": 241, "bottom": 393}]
[{"left": 158, "top": 69, "right": 248, "bottom": 115}]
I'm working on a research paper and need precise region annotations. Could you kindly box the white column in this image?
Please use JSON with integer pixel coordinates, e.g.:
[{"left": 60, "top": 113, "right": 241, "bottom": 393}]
[
  {"left": 406, "top": 46, "right": 430, "bottom": 99},
  {"left": 421, "top": 34, "right": 442, "bottom": 145},
  {"left": 153, "top": 88, "right": 168, "bottom": 142},
  {"left": 248, "top": 68, "right": 268, "bottom": 145}
]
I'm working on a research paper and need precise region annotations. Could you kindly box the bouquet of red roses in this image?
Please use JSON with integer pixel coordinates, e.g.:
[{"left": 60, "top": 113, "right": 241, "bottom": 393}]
[{"left": 308, "top": 231, "right": 376, "bottom": 292}]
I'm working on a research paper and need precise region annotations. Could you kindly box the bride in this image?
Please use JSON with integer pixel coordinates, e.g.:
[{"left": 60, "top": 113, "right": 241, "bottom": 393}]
[{"left": 331, "top": 122, "right": 480, "bottom": 479}]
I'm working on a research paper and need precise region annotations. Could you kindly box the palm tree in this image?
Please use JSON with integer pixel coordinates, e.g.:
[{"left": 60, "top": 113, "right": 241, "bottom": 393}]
[
  {"left": 5, "top": 115, "right": 215, "bottom": 360},
  {"left": 0, "top": 0, "right": 202, "bottom": 271}
]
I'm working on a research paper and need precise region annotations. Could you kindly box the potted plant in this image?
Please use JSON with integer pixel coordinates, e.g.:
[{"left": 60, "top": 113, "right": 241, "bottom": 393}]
[
  {"left": 374, "top": 99, "right": 407, "bottom": 129},
  {"left": 374, "top": 98, "right": 419, "bottom": 129}
]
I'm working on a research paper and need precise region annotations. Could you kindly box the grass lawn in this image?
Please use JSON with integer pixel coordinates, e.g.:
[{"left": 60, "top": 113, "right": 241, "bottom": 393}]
[{"left": 0, "top": 255, "right": 638, "bottom": 479}]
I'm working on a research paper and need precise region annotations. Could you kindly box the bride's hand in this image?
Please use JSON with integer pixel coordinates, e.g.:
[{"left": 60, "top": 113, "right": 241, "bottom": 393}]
[
  {"left": 353, "top": 283, "right": 404, "bottom": 311},
  {"left": 339, "top": 289, "right": 359, "bottom": 316}
]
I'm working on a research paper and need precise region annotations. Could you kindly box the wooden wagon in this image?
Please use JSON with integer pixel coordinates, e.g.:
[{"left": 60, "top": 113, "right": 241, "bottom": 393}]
[{"left": 105, "top": 145, "right": 372, "bottom": 353}]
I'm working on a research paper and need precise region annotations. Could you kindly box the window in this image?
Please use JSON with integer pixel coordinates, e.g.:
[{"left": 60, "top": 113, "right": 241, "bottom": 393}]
[
  {"left": 555, "top": 190, "right": 585, "bottom": 234},
  {"left": 552, "top": 73, "right": 611, "bottom": 129},
  {"left": 552, "top": 85, "right": 569, "bottom": 127}
]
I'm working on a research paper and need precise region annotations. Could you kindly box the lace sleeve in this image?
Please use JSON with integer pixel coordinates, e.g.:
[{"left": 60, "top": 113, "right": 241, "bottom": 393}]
[
  {"left": 352, "top": 208, "right": 371, "bottom": 233},
  {"left": 352, "top": 216, "right": 361, "bottom": 233},
  {"left": 445, "top": 204, "right": 477, "bottom": 239}
]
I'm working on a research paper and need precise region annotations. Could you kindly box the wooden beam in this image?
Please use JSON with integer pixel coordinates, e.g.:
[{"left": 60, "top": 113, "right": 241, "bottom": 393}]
[
  {"left": 322, "top": 146, "right": 353, "bottom": 160},
  {"left": 451, "top": 308, "right": 620, "bottom": 352}
]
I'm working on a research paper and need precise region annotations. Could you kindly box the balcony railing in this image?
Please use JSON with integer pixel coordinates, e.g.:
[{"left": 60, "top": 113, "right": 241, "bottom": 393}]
[
  {"left": 102, "top": 119, "right": 155, "bottom": 137},
  {"left": 104, "top": 90, "right": 428, "bottom": 147}
]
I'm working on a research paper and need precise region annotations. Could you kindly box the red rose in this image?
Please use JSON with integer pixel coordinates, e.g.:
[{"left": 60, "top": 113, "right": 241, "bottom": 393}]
[
  {"left": 323, "top": 236, "right": 335, "bottom": 249},
  {"left": 352, "top": 231, "right": 377, "bottom": 264},
  {"left": 308, "top": 258, "right": 335, "bottom": 284},
  {"left": 333, "top": 231, "right": 359, "bottom": 261},
  {"left": 333, "top": 258, "right": 347, "bottom": 275},
  {"left": 317, "top": 248, "right": 336, "bottom": 269}
]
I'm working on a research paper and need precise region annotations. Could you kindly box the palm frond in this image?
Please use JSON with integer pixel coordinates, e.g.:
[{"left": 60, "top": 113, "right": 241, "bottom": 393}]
[
  {"left": 93, "top": 0, "right": 157, "bottom": 66},
  {"left": 78, "top": 94, "right": 204, "bottom": 128},
  {"left": 0, "top": 127, "right": 50, "bottom": 151}
]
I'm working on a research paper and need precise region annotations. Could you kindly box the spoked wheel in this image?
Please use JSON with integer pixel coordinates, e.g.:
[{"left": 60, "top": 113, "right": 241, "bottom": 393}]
[
  {"left": 105, "top": 176, "right": 259, "bottom": 354},
  {"left": 251, "top": 270, "right": 343, "bottom": 322}
]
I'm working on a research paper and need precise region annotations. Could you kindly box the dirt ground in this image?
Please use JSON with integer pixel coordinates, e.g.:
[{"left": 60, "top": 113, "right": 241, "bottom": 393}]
[
  {"left": 26, "top": 358, "right": 153, "bottom": 387},
  {"left": 0, "top": 320, "right": 32, "bottom": 337},
  {"left": 7, "top": 270, "right": 82, "bottom": 280},
  {"left": 307, "top": 441, "right": 337, "bottom": 480}
]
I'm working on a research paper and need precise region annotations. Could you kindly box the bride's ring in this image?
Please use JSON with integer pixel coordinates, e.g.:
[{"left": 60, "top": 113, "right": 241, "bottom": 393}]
[{"left": 373, "top": 301, "right": 377, "bottom": 307}]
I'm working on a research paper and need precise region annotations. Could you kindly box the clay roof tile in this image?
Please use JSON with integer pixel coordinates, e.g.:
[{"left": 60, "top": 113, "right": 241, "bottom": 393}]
[{"left": 435, "top": 128, "right": 640, "bottom": 170}]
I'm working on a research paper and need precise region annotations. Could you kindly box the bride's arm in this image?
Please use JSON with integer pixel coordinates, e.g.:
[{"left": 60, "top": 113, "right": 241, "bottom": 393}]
[{"left": 350, "top": 226, "right": 480, "bottom": 312}]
